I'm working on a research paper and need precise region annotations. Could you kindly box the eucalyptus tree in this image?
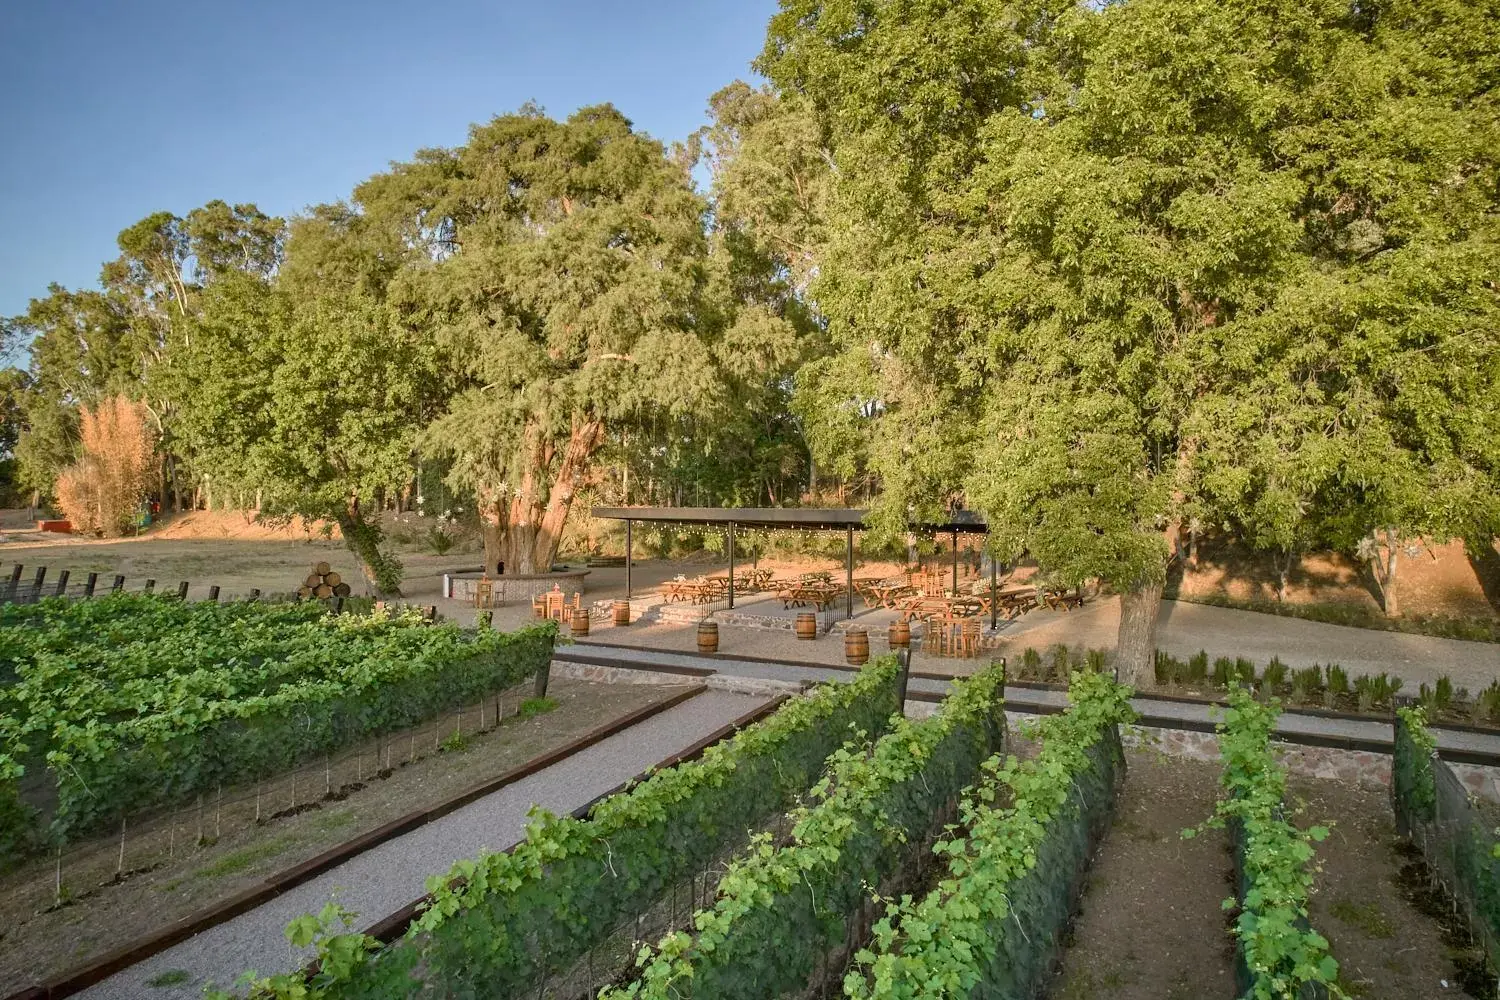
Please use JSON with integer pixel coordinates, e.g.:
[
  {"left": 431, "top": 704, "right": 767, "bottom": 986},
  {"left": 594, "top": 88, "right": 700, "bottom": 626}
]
[{"left": 762, "top": 0, "right": 1500, "bottom": 684}]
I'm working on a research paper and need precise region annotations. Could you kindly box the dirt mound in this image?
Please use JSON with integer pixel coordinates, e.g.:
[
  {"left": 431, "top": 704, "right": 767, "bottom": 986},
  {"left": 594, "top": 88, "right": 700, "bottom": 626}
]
[{"left": 147, "top": 510, "right": 342, "bottom": 542}]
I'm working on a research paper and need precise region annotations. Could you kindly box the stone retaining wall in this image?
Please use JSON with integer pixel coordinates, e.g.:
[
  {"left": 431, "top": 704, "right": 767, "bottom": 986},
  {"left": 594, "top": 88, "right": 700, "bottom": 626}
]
[
  {"left": 447, "top": 569, "right": 590, "bottom": 604},
  {"left": 1001, "top": 711, "right": 1500, "bottom": 801},
  {"left": 550, "top": 660, "right": 805, "bottom": 700}
]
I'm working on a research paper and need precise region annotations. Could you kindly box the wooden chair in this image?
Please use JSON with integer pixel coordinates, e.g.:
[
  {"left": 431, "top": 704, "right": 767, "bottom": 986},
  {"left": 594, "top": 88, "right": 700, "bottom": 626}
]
[
  {"left": 531, "top": 594, "right": 547, "bottom": 619},
  {"left": 925, "top": 615, "right": 961, "bottom": 657},
  {"left": 957, "top": 617, "right": 981, "bottom": 658}
]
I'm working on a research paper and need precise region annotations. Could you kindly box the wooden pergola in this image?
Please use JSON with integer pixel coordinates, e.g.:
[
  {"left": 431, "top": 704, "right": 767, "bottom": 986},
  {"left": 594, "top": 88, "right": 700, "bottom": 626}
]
[{"left": 590, "top": 506, "right": 994, "bottom": 624}]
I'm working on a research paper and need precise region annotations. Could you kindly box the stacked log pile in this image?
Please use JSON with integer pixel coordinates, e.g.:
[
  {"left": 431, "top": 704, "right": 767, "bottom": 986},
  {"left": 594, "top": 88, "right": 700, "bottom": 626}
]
[{"left": 297, "top": 562, "right": 352, "bottom": 600}]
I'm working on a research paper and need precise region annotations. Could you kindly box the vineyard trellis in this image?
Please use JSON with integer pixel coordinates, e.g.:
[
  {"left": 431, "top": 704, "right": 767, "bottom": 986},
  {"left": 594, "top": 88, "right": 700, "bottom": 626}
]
[{"left": 0, "top": 593, "right": 556, "bottom": 866}]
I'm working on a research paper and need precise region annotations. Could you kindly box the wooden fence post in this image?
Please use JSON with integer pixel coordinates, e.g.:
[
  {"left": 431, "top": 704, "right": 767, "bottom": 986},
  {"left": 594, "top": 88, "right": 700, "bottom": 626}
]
[{"left": 84, "top": 572, "right": 98, "bottom": 597}]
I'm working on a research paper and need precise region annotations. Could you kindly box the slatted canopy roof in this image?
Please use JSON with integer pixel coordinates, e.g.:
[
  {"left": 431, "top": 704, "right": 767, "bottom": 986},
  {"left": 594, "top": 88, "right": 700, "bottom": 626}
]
[{"left": 589, "top": 506, "right": 989, "bottom": 534}]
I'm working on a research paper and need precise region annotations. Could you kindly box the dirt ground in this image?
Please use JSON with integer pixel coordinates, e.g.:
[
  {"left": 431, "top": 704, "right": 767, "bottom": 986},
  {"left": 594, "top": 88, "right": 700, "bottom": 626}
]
[
  {"left": 1291, "top": 775, "right": 1488, "bottom": 999},
  {"left": 0, "top": 678, "right": 694, "bottom": 992},
  {"left": 1175, "top": 536, "right": 1500, "bottom": 621},
  {"left": 1050, "top": 749, "right": 1236, "bottom": 1000},
  {"left": 4, "top": 507, "right": 1495, "bottom": 622}
]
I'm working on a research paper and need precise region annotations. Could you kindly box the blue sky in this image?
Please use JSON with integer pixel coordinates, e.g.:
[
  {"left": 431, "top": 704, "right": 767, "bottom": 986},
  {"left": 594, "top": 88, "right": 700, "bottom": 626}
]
[{"left": 0, "top": 0, "right": 778, "bottom": 321}]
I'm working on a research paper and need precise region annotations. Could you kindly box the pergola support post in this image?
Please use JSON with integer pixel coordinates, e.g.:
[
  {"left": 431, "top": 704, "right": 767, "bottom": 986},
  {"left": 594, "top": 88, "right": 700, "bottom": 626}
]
[
  {"left": 728, "top": 522, "right": 736, "bottom": 610},
  {"left": 845, "top": 525, "right": 854, "bottom": 620},
  {"left": 951, "top": 529, "right": 959, "bottom": 594},
  {"left": 625, "top": 519, "right": 633, "bottom": 599},
  {"left": 989, "top": 541, "right": 998, "bottom": 630}
]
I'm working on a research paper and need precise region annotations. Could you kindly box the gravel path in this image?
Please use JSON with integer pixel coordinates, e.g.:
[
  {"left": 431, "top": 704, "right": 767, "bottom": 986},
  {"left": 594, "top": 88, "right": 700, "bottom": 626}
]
[
  {"left": 1049, "top": 750, "right": 1234, "bottom": 1000},
  {"left": 81, "top": 689, "right": 769, "bottom": 1000},
  {"left": 995, "top": 598, "right": 1500, "bottom": 693}
]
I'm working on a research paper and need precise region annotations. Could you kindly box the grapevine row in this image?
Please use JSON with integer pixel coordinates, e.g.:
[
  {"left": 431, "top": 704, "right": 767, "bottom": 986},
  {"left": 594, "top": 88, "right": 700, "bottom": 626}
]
[
  {"left": 229, "top": 655, "right": 906, "bottom": 997},
  {"left": 0, "top": 596, "right": 556, "bottom": 855},
  {"left": 845, "top": 668, "right": 1133, "bottom": 999},
  {"left": 606, "top": 661, "right": 1007, "bottom": 999}
]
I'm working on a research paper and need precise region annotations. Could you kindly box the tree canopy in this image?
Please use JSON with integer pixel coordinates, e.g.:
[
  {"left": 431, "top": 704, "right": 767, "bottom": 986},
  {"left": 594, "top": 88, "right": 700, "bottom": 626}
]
[
  {"left": 3, "top": 2, "right": 1496, "bottom": 651},
  {"left": 762, "top": 0, "right": 1500, "bottom": 682}
]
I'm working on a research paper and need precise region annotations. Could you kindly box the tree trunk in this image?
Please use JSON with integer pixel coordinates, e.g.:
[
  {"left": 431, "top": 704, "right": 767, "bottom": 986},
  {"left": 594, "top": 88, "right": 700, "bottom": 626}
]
[
  {"left": 1115, "top": 576, "right": 1164, "bottom": 688},
  {"left": 499, "top": 418, "right": 605, "bottom": 575},
  {"left": 478, "top": 486, "right": 507, "bottom": 574},
  {"left": 1274, "top": 549, "right": 1296, "bottom": 603},
  {"left": 337, "top": 496, "right": 402, "bottom": 597},
  {"left": 1382, "top": 527, "right": 1400, "bottom": 617}
]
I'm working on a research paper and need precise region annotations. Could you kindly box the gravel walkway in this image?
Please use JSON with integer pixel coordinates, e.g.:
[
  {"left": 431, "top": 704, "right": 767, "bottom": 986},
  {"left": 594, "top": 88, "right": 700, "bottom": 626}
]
[
  {"left": 81, "top": 689, "right": 769, "bottom": 1000},
  {"left": 995, "top": 598, "right": 1500, "bottom": 694}
]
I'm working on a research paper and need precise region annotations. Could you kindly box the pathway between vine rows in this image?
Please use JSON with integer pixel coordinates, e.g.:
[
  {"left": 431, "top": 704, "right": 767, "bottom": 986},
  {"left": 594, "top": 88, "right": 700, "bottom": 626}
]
[{"left": 80, "top": 688, "right": 771, "bottom": 1000}]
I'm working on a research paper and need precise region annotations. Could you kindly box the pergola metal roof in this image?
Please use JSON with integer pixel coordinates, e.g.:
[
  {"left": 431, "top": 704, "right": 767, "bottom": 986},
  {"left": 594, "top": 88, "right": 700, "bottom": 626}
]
[{"left": 590, "top": 506, "right": 989, "bottom": 534}]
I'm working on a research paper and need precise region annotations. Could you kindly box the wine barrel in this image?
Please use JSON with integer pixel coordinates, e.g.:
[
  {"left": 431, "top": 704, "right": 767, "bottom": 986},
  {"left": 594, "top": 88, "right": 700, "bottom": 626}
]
[
  {"left": 325, "top": 571, "right": 342, "bottom": 588},
  {"left": 332, "top": 582, "right": 352, "bottom": 597},
  {"left": 612, "top": 598, "right": 631, "bottom": 626},
  {"left": 697, "top": 620, "right": 719, "bottom": 654},
  {"left": 314, "top": 561, "right": 331, "bottom": 576},
  {"left": 304, "top": 573, "right": 322, "bottom": 589},
  {"left": 795, "top": 612, "right": 817, "bottom": 640},
  {"left": 314, "top": 584, "right": 333, "bottom": 598},
  {"left": 571, "top": 609, "right": 591, "bottom": 637},
  {"left": 888, "top": 620, "right": 911, "bottom": 649},
  {"left": 844, "top": 628, "right": 870, "bottom": 666}
]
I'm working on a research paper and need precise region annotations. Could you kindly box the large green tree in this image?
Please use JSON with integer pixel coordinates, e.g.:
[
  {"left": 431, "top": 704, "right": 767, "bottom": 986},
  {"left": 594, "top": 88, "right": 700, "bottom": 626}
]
[
  {"left": 351, "top": 104, "right": 805, "bottom": 573},
  {"left": 167, "top": 204, "right": 443, "bottom": 595},
  {"left": 763, "top": 0, "right": 1500, "bottom": 684}
]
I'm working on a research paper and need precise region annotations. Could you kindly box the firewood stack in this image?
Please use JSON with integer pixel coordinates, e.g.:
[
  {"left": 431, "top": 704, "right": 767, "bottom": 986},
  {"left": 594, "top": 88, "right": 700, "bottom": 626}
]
[{"left": 297, "top": 561, "right": 352, "bottom": 600}]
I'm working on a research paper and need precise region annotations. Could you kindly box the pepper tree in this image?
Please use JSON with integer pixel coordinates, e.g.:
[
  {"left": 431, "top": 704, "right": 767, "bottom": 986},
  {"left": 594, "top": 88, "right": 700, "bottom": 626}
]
[{"left": 761, "top": 0, "right": 1500, "bottom": 685}]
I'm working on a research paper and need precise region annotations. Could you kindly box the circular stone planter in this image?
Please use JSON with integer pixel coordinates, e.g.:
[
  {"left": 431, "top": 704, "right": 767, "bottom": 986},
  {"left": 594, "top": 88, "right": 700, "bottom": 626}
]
[{"left": 446, "top": 568, "right": 591, "bottom": 604}]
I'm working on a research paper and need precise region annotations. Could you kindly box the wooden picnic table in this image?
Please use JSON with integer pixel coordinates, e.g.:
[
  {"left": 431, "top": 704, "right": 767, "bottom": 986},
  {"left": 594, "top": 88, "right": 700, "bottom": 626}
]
[
  {"left": 777, "top": 582, "right": 845, "bottom": 610},
  {"left": 898, "top": 595, "right": 983, "bottom": 623},
  {"left": 867, "top": 581, "right": 917, "bottom": 609}
]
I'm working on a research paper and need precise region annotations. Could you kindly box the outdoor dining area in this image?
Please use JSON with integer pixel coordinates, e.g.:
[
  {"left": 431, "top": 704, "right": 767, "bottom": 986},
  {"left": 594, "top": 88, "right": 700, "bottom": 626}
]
[{"left": 589, "top": 504, "right": 1091, "bottom": 660}]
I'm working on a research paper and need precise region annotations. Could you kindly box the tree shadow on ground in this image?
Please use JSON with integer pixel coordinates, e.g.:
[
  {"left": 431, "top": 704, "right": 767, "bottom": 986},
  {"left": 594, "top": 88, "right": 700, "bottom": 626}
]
[
  {"left": 1165, "top": 534, "right": 1369, "bottom": 607},
  {"left": 1465, "top": 542, "right": 1500, "bottom": 617}
]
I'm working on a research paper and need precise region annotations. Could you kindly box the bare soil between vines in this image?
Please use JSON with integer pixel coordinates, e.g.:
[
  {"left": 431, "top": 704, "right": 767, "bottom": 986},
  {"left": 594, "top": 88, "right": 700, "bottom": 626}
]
[
  {"left": 1052, "top": 749, "right": 1488, "bottom": 1000},
  {"left": 0, "top": 678, "right": 693, "bottom": 992}
]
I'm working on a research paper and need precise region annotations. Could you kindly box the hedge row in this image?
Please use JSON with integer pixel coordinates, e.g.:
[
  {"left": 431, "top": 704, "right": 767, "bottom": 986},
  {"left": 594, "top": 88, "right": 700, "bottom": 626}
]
[
  {"left": 1210, "top": 687, "right": 1338, "bottom": 1000},
  {"left": 1394, "top": 706, "right": 1500, "bottom": 976},
  {"left": 844, "top": 669, "right": 1132, "bottom": 999},
  {"left": 238, "top": 656, "right": 906, "bottom": 998},
  {"left": 605, "top": 662, "right": 1008, "bottom": 1000}
]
